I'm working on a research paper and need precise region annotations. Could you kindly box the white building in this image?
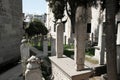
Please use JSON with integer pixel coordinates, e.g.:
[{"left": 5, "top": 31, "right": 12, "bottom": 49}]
[
  {"left": 33, "top": 14, "right": 47, "bottom": 24},
  {"left": 24, "top": 14, "right": 47, "bottom": 24}
]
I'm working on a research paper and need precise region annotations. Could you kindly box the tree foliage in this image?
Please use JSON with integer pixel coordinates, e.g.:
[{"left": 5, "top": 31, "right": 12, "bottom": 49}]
[
  {"left": 49, "top": 0, "right": 66, "bottom": 20},
  {"left": 49, "top": 0, "right": 98, "bottom": 18},
  {"left": 48, "top": 0, "right": 98, "bottom": 33},
  {"left": 24, "top": 20, "right": 48, "bottom": 37},
  {"left": 48, "top": 0, "right": 119, "bottom": 33}
]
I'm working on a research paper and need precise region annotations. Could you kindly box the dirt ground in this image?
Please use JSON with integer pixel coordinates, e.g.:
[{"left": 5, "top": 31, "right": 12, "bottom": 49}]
[{"left": 90, "top": 76, "right": 101, "bottom": 80}]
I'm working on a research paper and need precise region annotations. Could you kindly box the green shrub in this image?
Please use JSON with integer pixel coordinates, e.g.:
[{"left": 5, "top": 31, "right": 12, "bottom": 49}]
[
  {"left": 64, "top": 44, "right": 74, "bottom": 49},
  {"left": 85, "top": 48, "right": 95, "bottom": 56},
  {"left": 34, "top": 45, "right": 43, "bottom": 51},
  {"left": 64, "top": 50, "right": 74, "bottom": 57}
]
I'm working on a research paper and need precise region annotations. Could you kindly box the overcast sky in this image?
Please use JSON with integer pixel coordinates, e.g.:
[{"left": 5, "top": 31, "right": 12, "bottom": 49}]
[{"left": 22, "top": 0, "right": 47, "bottom": 14}]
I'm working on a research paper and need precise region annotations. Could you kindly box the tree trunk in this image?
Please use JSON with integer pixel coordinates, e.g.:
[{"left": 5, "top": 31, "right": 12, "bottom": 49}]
[
  {"left": 74, "top": 6, "right": 87, "bottom": 71},
  {"left": 70, "top": 12, "right": 76, "bottom": 33},
  {"left": 105, "top": 0, "right": 117, "bottom": 79}
]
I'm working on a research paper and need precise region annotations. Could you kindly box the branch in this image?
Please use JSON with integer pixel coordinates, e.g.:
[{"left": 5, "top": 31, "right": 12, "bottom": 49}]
[
  {"left": 66, "top": 3, "right": 71, "bottom": 18},
  {"left": 52, "top": 18, "right": 68, "bottom": 24}
]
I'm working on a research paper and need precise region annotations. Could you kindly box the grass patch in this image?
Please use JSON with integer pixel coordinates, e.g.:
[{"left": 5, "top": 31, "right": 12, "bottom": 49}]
[
  {"left": 85, "top": 48, "right": 95, "bottom": 56},
  {"left": 48, "top": 45, "right": 51, "bottom": 51},
  {"left": 63, "top": 45, "right": 95, "bottom": 57},
  {"left": 33, "top": 43, "right": 95, "bottom": 57},
  {"left": 34, "top": 45, "right": 43, "bottom": 51},
  {"left": 85, "top": 56, "right": 98, "bottom": 64},
  {"left": 64, "top": 44, "right": 74, "bottom": 49},
  {"left": 64, "top": 50, "right": 74, "bottom": 57},
  {"left": 64, "top": 44, "right": 74, "bottom": 57}
]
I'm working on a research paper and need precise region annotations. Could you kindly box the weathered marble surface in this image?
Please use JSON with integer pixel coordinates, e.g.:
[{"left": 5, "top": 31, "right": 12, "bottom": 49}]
[
  {"left": 49, "top": 56, "right": 93, "bottom": 80},
  {"left": 56, "top": 23, "right": 64, "bottom": 58}
]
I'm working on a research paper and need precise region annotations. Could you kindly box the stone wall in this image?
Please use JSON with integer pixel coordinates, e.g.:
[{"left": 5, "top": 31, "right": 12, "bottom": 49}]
[{"left": 0, "top": 0, "right": 23, "bottom": 64}]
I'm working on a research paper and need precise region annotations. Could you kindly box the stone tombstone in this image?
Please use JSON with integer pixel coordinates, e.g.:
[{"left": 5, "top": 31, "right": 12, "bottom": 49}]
[
  {"left": 20, "top": 39, "right": 30, "bottom": 74},
  {"left": 94, "top": 11, "right": 106, "bottom": 65},
  {"left": 33, "top": 36, "right": 39, "bottom": 46},
  {"left": 95, "top": 22, "right": 106, "bottom": 65},
  {"left": 117, "top": 45, "right": 120, "bottom": 74},
  {"left": 117, "top": 23, "right": 120, "bottom": 45},
  {"left": 43, "top": 40, "right": 48, "bottom": 56},
  {"left": 117, "top": 23, "right": 120, "bottom": 74},
  {"left": 56, "top": 22, "right": 64, "bottom": 58},
  {"left": 25, "top": 55, "right": 44, "bottom": 80},
  {"left": 51, "top": 38, "right": 56, "bottom": 56},
  {"left": 0, "top": 0, "right": 23, "bottom": 65}
]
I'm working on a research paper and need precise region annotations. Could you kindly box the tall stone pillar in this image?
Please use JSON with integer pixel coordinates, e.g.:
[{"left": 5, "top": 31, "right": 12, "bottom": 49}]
[
  {"left": 95, "top": 23, "right": 105, "bottom": 65},
  {"left": 117, "top": 23, "right": 120, "bottom": 44},
  {"left": 56, "top": 23, "right": 64, "bottom": 58},
  {"left": 74, "top": 7, "right": 87, "bottom": 71},
  {"left": 117, "top": 23, "right": 120, "bottom": 74}
]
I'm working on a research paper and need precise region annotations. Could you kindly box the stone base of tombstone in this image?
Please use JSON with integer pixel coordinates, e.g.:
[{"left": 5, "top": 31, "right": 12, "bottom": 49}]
[
  {"left": 25, "top": 56, "right": 44, "bottom": 80},
  {"left": 94, "top": 48, "right": 101, "bottom": 64},
  {"left": 49, "top": 56, "right": 93, "bottom": 80},
  {"left": 25, "top": 69, "right": 44, "bottom": 80},
  {"left": 94, "top": 46, "right": 106, "bottom": 65},
  {"left": 101, "top": 74, "right": 108, "bottom": 80}
]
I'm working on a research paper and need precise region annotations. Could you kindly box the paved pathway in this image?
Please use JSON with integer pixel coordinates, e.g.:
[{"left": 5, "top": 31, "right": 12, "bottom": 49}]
[
  {"left": 0, "top": 61, "right": 102, "bottom": 80},
  {"left": 0, "top": 64, "right": 23, "bottom": 80}
]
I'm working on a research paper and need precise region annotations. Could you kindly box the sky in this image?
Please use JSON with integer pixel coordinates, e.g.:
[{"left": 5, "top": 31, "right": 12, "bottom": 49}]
[{"left": 22, "top": 0, "right": 47, "bottom": 15}]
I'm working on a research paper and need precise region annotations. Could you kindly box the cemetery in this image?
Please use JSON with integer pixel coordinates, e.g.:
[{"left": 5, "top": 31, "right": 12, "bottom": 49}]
[{"left": 0, "top": 0, "right": 120, "bottom": 80}]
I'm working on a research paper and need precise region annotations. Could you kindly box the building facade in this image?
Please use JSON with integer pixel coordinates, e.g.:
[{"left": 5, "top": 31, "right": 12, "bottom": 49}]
[{"left": 24, "top": 14, "right": 47, "bottom": 24}]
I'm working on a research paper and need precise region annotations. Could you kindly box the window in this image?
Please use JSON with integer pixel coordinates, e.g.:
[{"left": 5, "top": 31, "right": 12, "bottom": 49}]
[{"left": 87, "top": 23, "right": 91, "bottom": 33}]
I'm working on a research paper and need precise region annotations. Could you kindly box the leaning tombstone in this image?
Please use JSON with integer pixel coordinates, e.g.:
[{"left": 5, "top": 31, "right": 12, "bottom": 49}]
[
  {"left": 25, "top": 55, "right": 44, "bottom": 80},
  {"left": 20, "top": 38, "right": 30, "bottom": 75}
]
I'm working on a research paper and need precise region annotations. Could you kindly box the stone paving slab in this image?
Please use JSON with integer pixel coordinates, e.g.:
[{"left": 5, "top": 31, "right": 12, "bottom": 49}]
[{"left": 0, "top": 64, "right": 23, "bottom": 80}]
